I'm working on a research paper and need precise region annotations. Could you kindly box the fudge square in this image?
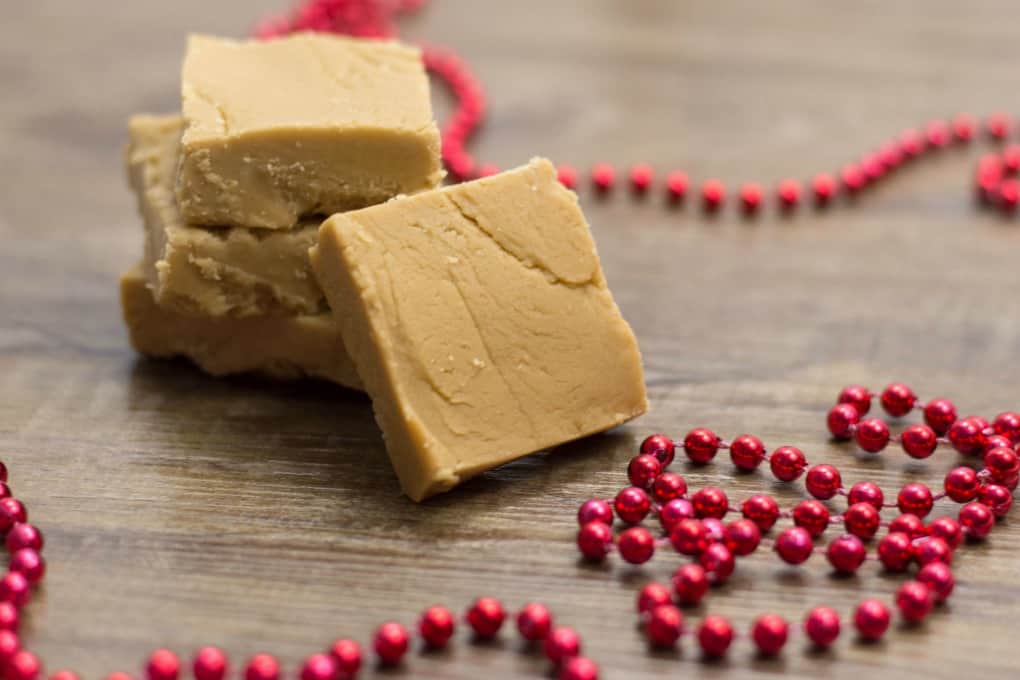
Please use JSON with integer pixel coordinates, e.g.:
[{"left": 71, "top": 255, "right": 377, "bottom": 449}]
[
  {"left": 176, "top": 33, "right": 444, "bottom": 230},
  {"left": 310, "top": 158, "right": 648, "bottom": 501},
  {"left": 127, "top": 114, "right": 324, "bottom": 318}
]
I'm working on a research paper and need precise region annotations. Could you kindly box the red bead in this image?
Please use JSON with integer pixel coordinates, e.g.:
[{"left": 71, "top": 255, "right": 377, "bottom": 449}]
[
  {"left": 838, "top": 385, "right": 872, "bottom": 415},
  {"left": 672, "top": 564, "right": 708, "bottom": 605},
  {"left": 860, "top": 152, "right": 884, "bottom": 182},
  {"left": 914, "top": 537, "right": 952, "bottom": 567},
  {"left": 811, "top": 173, "right": 836, "bottom": 205},
  {"left": 769, "top": 446, "right": 807, "bottom": 482},
  {"left": 984, "top": 446, "right": 1020, "bottom": 482},
  {"left": 517, "top": 602, "right": 553, "bottom": 641},
  {"left": 640, "top": 433, "right": 676, "bottom": 466},
  {"left": 627, "top": 454, "right": 661, "bottom": 488},
  {"left": 804, "top": 606, "right": 840, "bottom": 647},
  {"left": 853, "top": 599, "right": 890, "bottom": 641},
  {"left": 701, "top": 179, "right": 725, "bottom": 211},
  {"left": 419, "top": 605, "right": 455, "bottom": 648},
  {"left": 698, "top": 543, "right": 735, "bottom": 584},
  {"left": 983, "top": 434, "right": 1014, "bottom": 453},
  {"left": 6, "top": 525, "right": 42, "bottom": 553},
  {"left": 651, "top": 473, "right": 687, "bottom": 504},
  {"left": 559, "top": 657, "right": 599, "bottom": 680},
  {"left": 658, "top": 498, "right": 695, "bottom": 533},
  {"left": 952, "top": 113, "right": 976, "bottom": 142},
  {"left": 683, "top": 428, "right": 720, "bottom": 463},
  {"left": 7, "top": 650, "right": 40, "bottom": 680},
  {"left": 299, "top": 654, "right": 336, "bottom": 680},
  {"left": 992, "top": 412, "right": 1020, "bottom": 442},
  {"left": 897, "top": 483, "right": 934, "bottom": 517},
  {"left": 697, "top": 615, "right": 734, "bottom": 657},
  {"left": 998, "top": 179, "right": 1020, "bottom": 212},
  {"left": 577, "top": 499, "right": 613, "bottom": 526},
  {"left": 146, "top": 650, "right": 179, "bottom": 680},
  {"left": 855, "top": 418, "right": 890, "bottom": 453},
  {"left": 944, "top": 466, "right": 980, "bottom": 502},
  {"left": 665, "top": 171, "right": 689, "bottom": 201},
  {"left": 0, "top": 629, "right": 19, "bottom": 662},
  {"left": 0, "top": 572, "right": 30, "bottom": 609},
  {"left": 0, "top": 499, "right": 27, "bottom": 533},
  {"left": 739, "top": 183, "right": 763, "bottom": 214},
  {"left": 775, "top": 526, "right": 813, "bottom": 565},
  {"left": 329, "top": 640, "right": 361, "bottom": 678},
  {"left": 847, "top": 481, "right": 884, "bottom": 509},
  {"left": 613, "top": 487, "right": 651, "bottom": 524},
  {"left": 466, "top": 597, "right": 505, "bottom": 639},
  {"left": 841, "top": 163, "right": 866, "bottom": 193},
  {"left": 669, "top": 519, "right": 708, "bottom": 555},
  {"left": 900, "top": 129, "right": 925, "bottom": 158},
  {"left": 826, "top": 534, "right": 866, "bottom": 573},
  {"left": 948, "top": 416, "right": 988, "bottom": 455},
  {"left": 925, "top": 120, "right": 950, "bottom": 149},
  {"left": 978, "top": 483, "right": 1013, "bottom": 517},
  {"left": 879, "top": 141, "right": 905, "bottom": 169},
  {"left": 777, "top": 179, "right": 801, "bottom": 209},
  {"left": 629, "top": 164, "right": 654, "bottom": 193},
  {"left": 577, "top": 521, "right": 613, "bottom": 560},
  {"left": 805, "top": 464, "right": 842, "bottom": 500},
  {"left": 193, "top": 648, "right": 228, "bottom": 680},
  {"left": 741, "top": 494, "right": 780, "bottom": 531},
  {"left": 827, "top": 403, "right": 861, "bottom": 439},
  {"left": 645, "top": 605, "right": 683, "bottom": 647},
  {"left": 8, "top": 550, "right": 44, "bottom": 584},
  {"left": 729, "top": 434, "right": 765, "bottom": 471},
  {"left": 591, "top": 163, "right": 615, "bottom": 191},
  {"left": 691, "top": 487, "right": 728, "bottom": 519},
  {"left": 986, "top": 112, "right": 1012, "bottom": 140},
  {"left": 1004, "top": 145, "right": 1020, "bottom": 174},
  {"left": 877, "top": 530, "right": 909, "bottom": 570},
  {"left": 896, "top": 581, "right": 933, "bottom": 623},
  {"left": 544, "top": 626, "right": 582, "bottom": 663},
  {"left": 888, "top": 513, "right": 927, "bottom": 539},
  {"left": 636, "top": 582, "right": 672, "bottom": 614},
  {"left": 618, "top": 527, "right": 656, "bottom": 565},
  {"left": 556, "top": 165, "right": 578, "bottom": 190},
  {"left": 901, "top": 424, "right": 937, "bottom": 459},
  {"left": 917, "top": 562, "right": 955, "bottom": 603},
  {"left": 959, "top": 502, "right": 995, "bottom": 538},
  {"left": 844, "top": 502, "right": 881, "bottom": 539},
  {"left": 928, "top": 517, "right": 963, "bottom": 549},
  {"left": 0, "top": 602, "right": 17, "bottom": 631},
  {"left": 923, "top": 398, "right": 958, "bottom": 435},
  {"left": 701, "top": 518, "right": 725, "bottom": 543},
  {"left": 724, "top": 519, "right": 761, "bottom": 556},
  {"left": 751, "top": 614, "right": 788, "bottom": 655},
  {"left": 374, "top": 622, "right": 410, "bottom": 664},
  {"left": 792, "top": 499, "right": 830, "bottom": 538},
  {"left": 243, "top": 654, "right": 279, "bottom": 680}
]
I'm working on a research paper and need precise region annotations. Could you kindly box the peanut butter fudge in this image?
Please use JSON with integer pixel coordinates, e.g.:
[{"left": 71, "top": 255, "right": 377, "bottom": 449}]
[
  {"left": 120, "top": 264, "right": 361, "bottom": 388},
  {"left": 127, "top": 114, "right": 325, "bottom": 317},
  {"left": 310, "top": 158, "right": 647, "bottom": 501},
  {"left": 176, "top": 33, "right": 444, "bottom": 230}
]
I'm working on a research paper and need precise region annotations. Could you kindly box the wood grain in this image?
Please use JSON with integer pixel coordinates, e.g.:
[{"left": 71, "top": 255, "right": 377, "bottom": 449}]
[{"left": 2, "top": 1, "right": 1020, "bottom": 677}]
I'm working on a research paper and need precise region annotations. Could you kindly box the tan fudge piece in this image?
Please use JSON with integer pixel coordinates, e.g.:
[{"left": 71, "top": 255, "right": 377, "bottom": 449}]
[
  {"left": 127, "top": 114, "right": 325, "bottom": 317},
  {"left": 176, "top": 33, "right": 443, "bottom": 230},
  {"left": 310, "top": 158, "right": 647, "bottom": 501},
  {"left": 120, "top": 264, "right": 361, "bottom": 389}
]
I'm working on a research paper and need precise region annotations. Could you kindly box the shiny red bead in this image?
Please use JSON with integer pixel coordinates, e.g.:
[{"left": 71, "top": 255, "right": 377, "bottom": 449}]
[
  {"left": 329, "top": 639, "right": 361, "bottom": 678},
  {"left": 860, "top": 152, "right": 884, "bottom": 182},
  {"left": 826, "top": 534, "right": 866, "bottom": 573},
  {"left": 854, "top": 599, "right": 891, "bottom": 641},
  {"left": 897, "top": 483, "right": 934, "bottom": 517},
  {"left": 827, "top": 403, "right": 861, "bottom": 439},
  {"left": 985, "top": 446, "right": 1020, "bottom": 482},
  {"left": 925, "top": 120, "right": 950, "bottom": 149},
  {"left": 374, "top": 622, "right": 410, "bottom": 664},
  {"left": 544, "top": 626, "right": 582, "bottom": 663},
  {"left": 671, "top": 563, "right": 708, "bottom": 605},
  {"left": 847, "top": 481, "right": 884, "bottom": 509},
  {"left": 636, "top": 582, "right": 672, "bottom": 614},
  {"left": 769, "top": 446, "right": 807, "bottom": 481},
  {"left": 0, "top": 499, "right": 27, "bottom": 533},
  {"left": 577, "top": 499, "right": 613, "bottom": 526},
  {"left": 880, "top": 141, "right": 905, "bottom": 169},
  {"left": 665, "top": 171, "right": 689, "bottom": 201},
  {"left": 244, "top": 654, "right": 280, "bottom": 680},
  {"left": 613, "top": 487, "right": 651, "bottom": 524},
  {"left": 559, "top": 657, "right": 599, "bottom": 680},
  {"left": 591, "top": 163, "right": 615, "bottom": 191},
  {"left": 645, "top": 605, "right": 683, "bottom": 647},
  {"left": 697, "top": 615, "right": 734, "bottom": 657},
  {"left": 701, "top": 179, "right": 725, "bottom": 211},
  {"left": 999, "top": 179, "right": 1020, "bottom": 212},
  {"left": 978, "top": 483, "right": 1013, "bottom": 517},
  {"left": 741, "top": 494, "right": 780, "bottom": 531},
  {"left": 751, "top": 614, "right": 788, "bottom": 655},
  {"left": 901, "top": 424, "right": 938, "bottom": 459},
  {"left": 983, "top": 434, "right": 1014, "bottom": 452},
  {"left": 577, "top": 521, "right": 613, "bottom": 560},
  {"left": 952, "top": 113, "right": 976, "bottom": 142},
  {"left": 844, "top": 502, "right": 881, "bottom": 539},
  {"left": 0, "top": 572, "right": 30, "bottom": 609},
  {"left": 947, "top": 416, "right": 988, "bottom": 455},
  {"left": 841, "top": 163, "right": 866, "bottom": 193},
  {"left": 739, "top": 183, "right": 763, "bottom": 213},
  {"left": 805, "top": 464, "right": 842, "bottom": 500},
  {"left": 944, "top": 466, "right": 980, "bottom": 502},
  {"left": 959, "top": 502, "right": 995, "bottom": 539},
  {"left": 888, "top": 513, "right": 927, "bottom": 539},
  {"left": 928, "top": 517, "right": 963, "bottom": 549},
  {"left": 804, "top": 606, "right": 841, "bottom": 647},
  {"left": 627, "top": 455, "right": 661, "bottom": 488},
  {"left": 896, "top": 581, "right": 933, "bottom": 623},
  {"left": 556, "top": 165, "right": 578, "bottom": 190},
  {"left": 900, "top": 129, "right": 925, "bottom": 158},
  {"left": 6, "top": 525, "right": 42, "bottom": 553},
  {"left": 1004, "top": 145, "right": 1020, "bottom": 174},
  {"left": 7, "top": 650, "right": 40, "bottom": 680},
  {"left": 618, "top": 527, "right": 656, "bottom": 565},
  {"left": 8, "top": 550, "right": 44, "bottom": 584},
  {"left": 986, "top": 112, "right": 1012, "bottom": 140},
  {"left": 793, "top": 499, "right": 830, "bottom": 537},
  {"left": 193, "top": 647, "right": 228, "bottom": 680},
  {"left": 698, "top": 543, "right": 735, "bottom": 584},
  {"left": 514, "top": 603, "right": 552, "bottom": 643},
  {"left": 683, "top": 428, "right": 720, "bottom": 463},
  {"left": 923, "top": 398, "right": 958, "bottom": 435},
  {"left": 640, "top": 433, "right": 675, "bottom": 466},
  {"left": 724, "top": 519, "right": 761, "bottom": 556},
  {"left": 855, "top": 418, "right": 890, "bottom": 453},
  {"left": 629, "top": 164, "right": 654, "bottom": 193},
  {"left": 917, "top": 562, "right": 955, "bottom": 603},
  {"left": 691, "top": 487, "right": 728, "bottom": 519},
  {"left": 992, "top": 412, "right": 1020, "bottom": 442},
  {"left": 775, "top": 526, "right": 813, "bottom": 565},
  {"left": 299, "top": 654, "right": 336, "bottom": 680},
  {"left": 419, "top": 605, "right": 455, "bottom": 648},
  {"left": 146, "top": 650, "right": 179, "bottom": 680},
  {"left": 0, "top": 629, "right": 18, "bottom": 662},
  {"left": 877, "top": 530, "right": 918, "bottom": 570},
  {"left": 914, "top": 537, "right": 952, "bottom": 567},
  {"left": 838, "top": 385, "right": 872, "bottom": 415},
  {"left": 777, "top": 179, "right": 801, "bottom": 209},
  {"left": 729, "top": 434, "right": 766, "bottom": 471},
  {"left": 701, "top": 518, "right": 725, "bottom": 543},
  {"left": 651, "top": 473, "right": 687, "bottom": 504},
  {"left": 812, "top": 173, "right": 836, "bottom": 205},
  {"left": 669, "top": 519, "right": 708, "bottom": 555},
  {"left": 658, "top": 498, "right": 695, "bottom": 533},
  {"left": 0, "top": 602, "right": 17, "bottom": 631}
]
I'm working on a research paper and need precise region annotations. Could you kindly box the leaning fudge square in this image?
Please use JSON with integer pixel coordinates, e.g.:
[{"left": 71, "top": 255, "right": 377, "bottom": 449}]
[
  {"left": 176, "top": 33, "right": 444, "bottom": 230},
  {"left": 309, "top": 158, "right": 648, "bottom": 501},
  {"left": 127, "top": 113, "right": 324, "bottom": 317}
]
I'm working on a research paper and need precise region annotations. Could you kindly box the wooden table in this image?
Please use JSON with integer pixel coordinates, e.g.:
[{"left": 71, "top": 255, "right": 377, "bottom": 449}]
[{"left": 2, "top": 1, "right": 1019, "bottom": 677}]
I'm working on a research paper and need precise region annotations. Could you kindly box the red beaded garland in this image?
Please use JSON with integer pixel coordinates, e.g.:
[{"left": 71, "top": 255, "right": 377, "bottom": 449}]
[
  {"left": 0, "top": 571, "right": 30, "bottom": 609},
  {"left": 947, "top": 417, "right": 988, "bottom": 455},
  {"left": 855, "top": 418, "right": 891, "bottom": 453},
  {"left": 838, "top": 385, "right": 872, "bottom": 415},
  {"left": 691, "top": 487, "right": 729, "bottom": 519},
  {"left": 577, "top": 499, "right": 614, "bottom": 526},
  {"left": 683, "top": 428, "right": 721, "bottom": 463},
  {"left": 897, "top": 483, "right": 934, "bottom": 517},
  {"left": 729, "top": 434, "right": 766, "bottom": 470},
  {"left": 724, "top": 519, "right": 761, "bottom": 556},
  {"left": 944, "top": 466, "right": 980, "bottom": 502},
  {"left": 978, "top": 483, "right": 1013, "bottom": 517},
  {"left": 984, "top": 446, "right": 1020, "bottom": 482},
  {"left": 698, "top": 543, "right": 735, "bottom": 584},
  {"left": 958, "top": 502, "right": 995, "bottom": 538},
  {"left": 7, "top": 650, "right": 41, "bottom": 680},
  {"left": 923, "top": 398, "right": 958, "bottom": 435},
  {"left": 639, "top": 434, "right": 676, "bottom": 466},
  {"left": 658, "top": 498, "right": 695, "bottom": 532},
  {"left": 901, "top": 424, "right": 937, "bottom": 459},
  {"left": 669, "top": 519, "right": 709, "bottom": 556},
  {"left": 769, "top": 446, "right": 807, "bottom": 481},
  {"left": 888, "top": 513, "right": 927, "bottom": 538},
  {"left": 792, "top": 499, "right": 830, "bottom": 538},
  {"left": 613, "top": 487, "right": 651, "bottom": 524},
  {"left": 847, "top": 481, "right": 884, "bottom": 509},
  {"left": 844, "top": 502, "right": 881, "bottom": 539},
  {"left": 880, "top": 383, "right": 917, "bottom": 416},
  {"left": 805, "top": 464, "right": 842, "bottom": 500},
  {"left": 914, "top": 537, "right": 952, "bottom": 567},
  {"left": 928, "top": 517, "right": 963, "bottom": 549},
  {"left": 0, "top": 602, "right": 17, "bottom": 632},
  {"left": 741, "top": 494, "right": 780, "bottom": 531},
  {"left": 651, "top": 473, "right": 687, "bottom": 504},
  {"left": 577, "top": 521, "right": 613, "bottom": 560},
  {"left": 917, "top": 562, "right": 955, "bottom": 603},
  {"left": 826, "top": 534, "right": 866, "bottom": 573},
  {"left": 6, "top": 525, "right": 43, "bottom": 554},
  {"left": 775, "top": 527, "right": 814, "bottom": 565},
  {"left": 626, "top": 455, "right": 662, "bottom": 488},
  {"left": 827, "top": 403, "right": 861, "bottom": 439},
  {"left": 8, "top": 549, "right": 44, "bottom": 584}
]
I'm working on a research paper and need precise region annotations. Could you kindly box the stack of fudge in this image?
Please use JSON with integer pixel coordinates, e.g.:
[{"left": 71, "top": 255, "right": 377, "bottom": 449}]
[{"left": 123, "top": 32, "right": 647, "bottom": 501}]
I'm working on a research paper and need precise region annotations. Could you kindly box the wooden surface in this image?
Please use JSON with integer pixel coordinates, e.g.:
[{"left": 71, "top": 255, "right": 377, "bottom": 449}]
[{"left": 2, "top": 1, "right": 1020, "bottom": 677}]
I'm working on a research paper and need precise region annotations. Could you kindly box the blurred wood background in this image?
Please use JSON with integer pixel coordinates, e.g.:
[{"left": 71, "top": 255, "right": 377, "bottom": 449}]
[{"left": 2, "top": 1, "right": 1020, "bottom": 677}]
